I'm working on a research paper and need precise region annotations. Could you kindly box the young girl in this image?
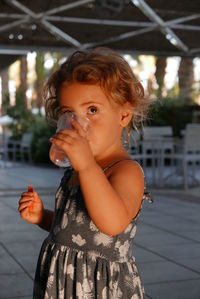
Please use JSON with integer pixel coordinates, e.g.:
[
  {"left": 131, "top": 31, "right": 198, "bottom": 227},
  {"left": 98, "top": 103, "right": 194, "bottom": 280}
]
[{"left": 18, "top": 47, "right": 153, "bottom": 298}]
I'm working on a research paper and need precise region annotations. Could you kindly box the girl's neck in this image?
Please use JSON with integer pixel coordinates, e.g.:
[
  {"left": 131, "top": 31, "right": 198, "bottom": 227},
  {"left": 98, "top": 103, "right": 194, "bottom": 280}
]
[{"left": 95, "top": 147, "right": 130, "bottom": 170}]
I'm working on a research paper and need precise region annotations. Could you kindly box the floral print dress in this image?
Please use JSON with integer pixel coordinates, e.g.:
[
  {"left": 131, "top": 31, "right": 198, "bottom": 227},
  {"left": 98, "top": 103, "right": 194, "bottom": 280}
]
[{"left": 33, "top": 159, "right": 153, "bottom": 299}]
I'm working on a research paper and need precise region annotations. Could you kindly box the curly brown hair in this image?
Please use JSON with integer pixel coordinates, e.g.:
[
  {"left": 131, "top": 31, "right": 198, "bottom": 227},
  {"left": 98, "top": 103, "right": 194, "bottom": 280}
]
[{"left": 43, "top": 47, "right": 150, "bottom": 132}]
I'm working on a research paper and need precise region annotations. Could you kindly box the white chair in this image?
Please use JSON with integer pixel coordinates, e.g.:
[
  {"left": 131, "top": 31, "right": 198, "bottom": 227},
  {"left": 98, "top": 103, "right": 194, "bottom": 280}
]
[
  {"left": 143, "top": 126, "right": 173, "bottom": 137},
  {"left": 0, "top": 134, "right": 6, "bottom": 165},
  {"left": 142, "top": 126, "right": 173, "bottom": 152},
  {"left": 0, "top": 133, "right": 13, "bottom": 166},
  {"left": 18, "top": 133, "right": 33, "bottom": 163},
  {"left": 6, "top": 133, "right": 33, "bottom": 164},
  {"left": 142, "top": 126, "right": 174, "bottom": 183},
  {"left": 128, "top": 126, "right": 178, "bottom": 186},
  {"left": 128, "top": 129, "right": 161, "bottom": 186},
  {"left": 162, "top": 124, "right": 200, "bottom": 189}
]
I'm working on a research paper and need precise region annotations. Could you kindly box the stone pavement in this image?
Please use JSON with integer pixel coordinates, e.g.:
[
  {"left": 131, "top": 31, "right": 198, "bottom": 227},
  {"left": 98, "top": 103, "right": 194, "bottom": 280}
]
[{"left": 0, "top": 163, "right": 200, "bottom": 299}]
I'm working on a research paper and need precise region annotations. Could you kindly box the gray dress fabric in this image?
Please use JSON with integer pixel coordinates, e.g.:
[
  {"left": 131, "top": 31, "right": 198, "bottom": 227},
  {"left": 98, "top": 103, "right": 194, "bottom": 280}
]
[{"left": 33, "top": 159, "right": 153, "bottom": 299}]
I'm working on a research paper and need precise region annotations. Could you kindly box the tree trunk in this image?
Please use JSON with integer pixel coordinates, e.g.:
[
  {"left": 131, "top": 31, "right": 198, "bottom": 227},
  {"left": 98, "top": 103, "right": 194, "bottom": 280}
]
[
  {"left": 35, "top": 52, "right": 45, "bottom": 112},
  {"left": 0, "top": 68, "right": 9, "bottom": 115},
  {"left": 178, "top": 58, "right": 194, "bottom": 102},
  {"left": 155, "top": 57, "right": 167, "bottom": 98},
  {"left": 20, "top": 56, "right": 28, "bottom": 110}
]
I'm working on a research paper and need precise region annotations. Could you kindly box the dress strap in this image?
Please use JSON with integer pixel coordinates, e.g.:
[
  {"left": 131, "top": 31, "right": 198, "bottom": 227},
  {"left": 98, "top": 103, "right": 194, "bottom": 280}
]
[
  {"left": 143, "top": 190, "right": 154, "bottom": 203},
  {"left": 103, "top": 158, "right": 133, "bottom": 173}
]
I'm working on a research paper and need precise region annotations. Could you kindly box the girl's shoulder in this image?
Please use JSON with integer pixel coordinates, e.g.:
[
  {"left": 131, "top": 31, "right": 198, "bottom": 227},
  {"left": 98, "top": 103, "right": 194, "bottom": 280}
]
[
  {"left": 105, "top": 158, "right": 153, "bottom": 204},
  {"left": 105, "top": 157, "right": 145, "bottom": 198},
  {"left": 109, "top": 160, "right": 144, "bottom": 187},
  {"left": 104, "top": 157, "right": 144, "bottom": 180}
]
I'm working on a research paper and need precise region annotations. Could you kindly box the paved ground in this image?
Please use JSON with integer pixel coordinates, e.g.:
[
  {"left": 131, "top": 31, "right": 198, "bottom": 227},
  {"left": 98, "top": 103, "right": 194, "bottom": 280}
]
[{"left": 0, "top": 162, "right": 200, "bottom": 299}]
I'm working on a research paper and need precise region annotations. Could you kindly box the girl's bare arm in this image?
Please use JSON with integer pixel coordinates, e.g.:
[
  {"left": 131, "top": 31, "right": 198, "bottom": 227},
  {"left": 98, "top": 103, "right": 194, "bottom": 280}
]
[
  {"left": 37, "top": 209, "right": 55, "bottom": 232},
  {"left": 78, "top": 161, "right": 144, "bottom": 236}
]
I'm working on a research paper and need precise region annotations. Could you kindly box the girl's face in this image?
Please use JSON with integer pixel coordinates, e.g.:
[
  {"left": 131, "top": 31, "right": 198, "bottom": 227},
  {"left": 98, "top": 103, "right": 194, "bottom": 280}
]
[{"left": 59, "top": 82, "right": 131, "bottom": 161}]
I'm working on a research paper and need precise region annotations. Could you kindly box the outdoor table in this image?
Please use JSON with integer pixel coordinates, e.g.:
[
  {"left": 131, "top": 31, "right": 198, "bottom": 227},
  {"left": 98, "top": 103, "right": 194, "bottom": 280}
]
[{"left": 129, "top": 137, "right": 184, "bottom": 187}]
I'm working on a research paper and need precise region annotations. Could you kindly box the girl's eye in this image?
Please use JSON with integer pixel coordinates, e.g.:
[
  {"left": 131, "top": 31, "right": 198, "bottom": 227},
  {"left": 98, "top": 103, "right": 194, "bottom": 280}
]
[
  {"left": 62, "top": 106, "right": 98, "bottom": 114},
  {"left": 88, "top": 106, "right": 98, "bottom": 115}
]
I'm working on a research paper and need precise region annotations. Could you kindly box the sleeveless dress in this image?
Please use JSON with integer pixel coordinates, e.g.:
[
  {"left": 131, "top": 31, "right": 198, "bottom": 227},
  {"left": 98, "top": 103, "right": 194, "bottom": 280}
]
[{"left": 33, "top": 159, "right": 153, "bottom": 299}]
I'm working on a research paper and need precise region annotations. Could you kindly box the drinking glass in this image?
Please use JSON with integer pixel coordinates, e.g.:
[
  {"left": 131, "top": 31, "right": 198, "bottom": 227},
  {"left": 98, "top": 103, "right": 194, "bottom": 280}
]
[{"left": 49, "top": 112, "right": 90, "bottom": 167}]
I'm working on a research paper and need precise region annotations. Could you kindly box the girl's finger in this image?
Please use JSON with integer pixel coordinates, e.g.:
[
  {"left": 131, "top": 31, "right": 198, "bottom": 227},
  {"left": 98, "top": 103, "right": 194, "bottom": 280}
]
[
  {"left": 50, "top": 137, "right": 72, "bottom": 147},
  {"left": 18, "top": 201, "right": 32, "bottom": 212},
  {"left": 20, "top": 194, "right": 34, "bottom": 200},
  {"left": 58, "top": 129, "right": 77, "bottom": 137},
  {"left": 19, "top": 198, "right": 33, "bottom": 204},
  {"left": 19, "top": 200, "right": 33, "bottom": 208},
  {"left": 54, "top": 132, "right": 76, "bottom": 142},
  {"left": 20, "top": 196, "right": 33, "bottom": 203},
  {"left": 21, "top": 192, "right": 34, "bottom": 196}
]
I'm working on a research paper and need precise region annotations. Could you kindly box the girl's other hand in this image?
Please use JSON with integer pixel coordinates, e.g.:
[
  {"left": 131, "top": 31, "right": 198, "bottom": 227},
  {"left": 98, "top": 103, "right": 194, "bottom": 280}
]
[{"left": 18, "top": 185, "right": 44, "bottom": 225}]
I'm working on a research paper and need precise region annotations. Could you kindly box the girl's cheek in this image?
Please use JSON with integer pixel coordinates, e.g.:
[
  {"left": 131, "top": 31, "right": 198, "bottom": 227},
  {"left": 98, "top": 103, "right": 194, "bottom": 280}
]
[{"left": 86, "top": 119, "right": 96, "bottom": 139}]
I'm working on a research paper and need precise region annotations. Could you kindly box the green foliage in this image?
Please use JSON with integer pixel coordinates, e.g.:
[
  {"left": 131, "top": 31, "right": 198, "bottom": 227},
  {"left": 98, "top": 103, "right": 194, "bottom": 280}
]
[
  {"left": 2, "top": 89, "right": 56, "bottom": 164},
  {"left": 2, "top": 89, "right": 33, "bottom": 140},
  {"left": 147, "top": 96, "right": 200, "bottom": 136},
  {"left": 2, "top": 91, "right": 10, "bottom": 112},
  {"left": 51, "top": 52, "right": 63, "bottom": 73},
  {"left": 30, "top": 115, "right": 56, "bottom": 164}
]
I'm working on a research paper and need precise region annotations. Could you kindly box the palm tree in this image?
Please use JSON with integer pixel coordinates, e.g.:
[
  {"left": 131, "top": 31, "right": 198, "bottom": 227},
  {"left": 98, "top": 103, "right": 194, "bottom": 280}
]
[
  {"left": 0, "top": 68, "right": 9, "bottom": 115},
  {"left": 154, "top": 57, "right": 167, "bottom": 98},
  {"left": 19, "top": 55, "right": 28, "bottom": 110},
  {"left": 178, "top": 57, "right": 194, "bottom": 102},
  {"left": 35, "top": 52, "right": 45, "bottom": 113}
]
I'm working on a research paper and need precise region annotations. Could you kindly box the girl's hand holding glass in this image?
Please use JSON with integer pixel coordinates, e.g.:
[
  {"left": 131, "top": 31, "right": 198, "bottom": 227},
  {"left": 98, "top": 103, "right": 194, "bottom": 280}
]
[
  {"left": 18, "top": 185, "right": 44, "bottom": 225},
  {"left": 50, "top": 115, "right": 96, "bottom": 172}
]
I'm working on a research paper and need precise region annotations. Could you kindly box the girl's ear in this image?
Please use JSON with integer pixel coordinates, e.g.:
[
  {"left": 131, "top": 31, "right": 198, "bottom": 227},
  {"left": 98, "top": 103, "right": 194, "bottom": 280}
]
[{"left": 120, "top": 102, "right": 133, "bottom": 128}]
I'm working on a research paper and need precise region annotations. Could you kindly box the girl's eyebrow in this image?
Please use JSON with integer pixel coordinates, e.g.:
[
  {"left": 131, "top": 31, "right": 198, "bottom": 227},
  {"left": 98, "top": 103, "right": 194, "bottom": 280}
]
[{"left": 61, "top": 101, "right": 103, "bottom": 108}]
